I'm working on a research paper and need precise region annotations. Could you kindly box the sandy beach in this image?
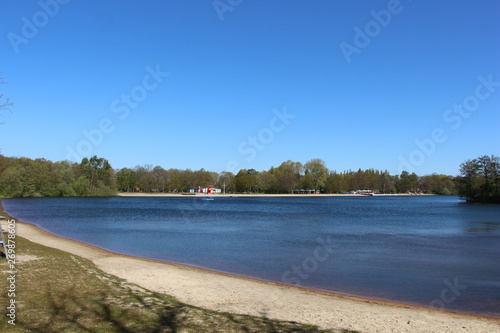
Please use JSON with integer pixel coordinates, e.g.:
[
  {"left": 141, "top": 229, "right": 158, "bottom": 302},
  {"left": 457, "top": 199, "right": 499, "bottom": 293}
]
[{"left": 13, "top": 221, "right": 499, "bottom": 333}]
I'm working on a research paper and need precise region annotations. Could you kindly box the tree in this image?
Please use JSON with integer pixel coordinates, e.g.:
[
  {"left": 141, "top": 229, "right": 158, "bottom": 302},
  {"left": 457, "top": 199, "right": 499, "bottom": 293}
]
[
  {"left": 134, "top": 164, "right": 155, "bottom": 192},
  {"left": 52, "top": 161, "right": 77, "bottom": 196},
  {"left": 192, "top": 168, "right": 217, "bottom": 188},
  {"left": 0, "top": 76, "right": 13, "bottom": 125},
  {"left": 165, "top": 168, "right": 184, "bottom": 192},
  {"left": 217, "top": 171, "right": 235, "bottom": 193},
  {"left": 80, "top": 156, "right": 115, "bottom": 195},
  {"left": 152, "top": 166, "right": 168, "bottom": 192},
  {"left": 0, "top": 167, "right": 24, "bottom": 197},
  {"left": 380, "top": 171, "right": 396, "bottom": 193},
  {"left": 303, "top": 159, "right": 328, "bottom": 191},
  {"left": 396, "top": 171, "right": 419, "bottom": 193},
  {"left": 0, "top": 77, "right": 13, "bottom": 153},
  {"left": 234, "top": 169, "right": 258, "bottom": 193},
  {"left": 258, "top": 170, "right": 278, "bottom": 193},
  {"left": 459, "top": 155, "right": 500, "bottom": 203},
  {"left": 116, "top": 168, "right": 137, "bottom": 192},
  {"left": 325, "top": 172, "right": 348, "bottom": 193},
  {"left": 420, "top": 174, "right": 456, "bottom": 195},
  {"left": 274, "top": 160, "right": 303, "bottom": 193}
]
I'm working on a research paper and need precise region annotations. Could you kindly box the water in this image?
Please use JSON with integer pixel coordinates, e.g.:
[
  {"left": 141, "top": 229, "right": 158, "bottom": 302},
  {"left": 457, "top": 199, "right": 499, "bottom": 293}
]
[{"left": 3, "top": 196, "right": 500, "bottom": 317}]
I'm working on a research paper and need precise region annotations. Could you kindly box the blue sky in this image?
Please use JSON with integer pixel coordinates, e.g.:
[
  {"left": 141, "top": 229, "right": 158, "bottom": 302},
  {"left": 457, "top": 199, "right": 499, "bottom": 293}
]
[{"left": 1, "top": 0, "right": 499, "bottom": 176}]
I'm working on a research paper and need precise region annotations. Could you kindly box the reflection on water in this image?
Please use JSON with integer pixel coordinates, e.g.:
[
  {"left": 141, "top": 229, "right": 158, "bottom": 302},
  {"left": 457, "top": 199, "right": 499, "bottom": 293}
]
[
  {"left": 3, "top": 195, "right": 500, "bottom": 318},
  {"left": 465, "top": 221, "right": 500, "bottom": 233}
]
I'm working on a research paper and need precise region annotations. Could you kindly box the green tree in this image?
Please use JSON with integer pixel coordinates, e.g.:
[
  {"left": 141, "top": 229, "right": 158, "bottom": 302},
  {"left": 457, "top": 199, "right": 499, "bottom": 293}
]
[
  {"left": 380, "top": 171, "right": 396, "bottom": 193},
  {"left": 152, "top": 166, "right": 168, "bottom": 192},
  {"left": 420, "top": 174, "right": 456, "bottom": 195},
  {"left": 80, "top": 156, "right": 115, "bottom": 196},
  {"left": 134, "top": 165, "right": 155, "bottom": 192},
  {"left": 274, "top": 160, "right": 303, "bottom": 193},
  {"left": 325, "top": 172, "right": 348, "bottom": 193},
  {"left": 165, "top": 168, "right": 184, "bottom": 192},
  {"left": 116, "top": 168, "right": 137, "bottom": 192},
  {"left": 303, "top": 159, "right": 328, "bottom": 191},
  {"left": 258, "top": 171, "right": 278, "bottom": 193},
  {"left": 73, "top": 176, "right": 90, "bottom": 196},
  {"left": 0, "top": 155, "right": 14, "bottom": 174},
  {"left": 0, "top": 167, "right": 24, "bottom": 197},
  {"left": 192, "top": 168, "right": 217, "bottom": 188},
  {"left": 396, "top": 171, "right": 419, "bottom": 193},
  {"left": 234, "top": 169, "right": 258, "bottom": 193},
  {"left": 459, "top": 155, "right": 500, "bottom": 203},
  {"left": 217, "top": 171, "right": 235, "bottom": 194}
]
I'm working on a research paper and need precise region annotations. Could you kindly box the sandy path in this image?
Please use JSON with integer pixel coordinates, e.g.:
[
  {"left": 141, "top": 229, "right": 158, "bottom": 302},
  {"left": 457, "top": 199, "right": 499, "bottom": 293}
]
[{"left": 15, "top": 222, "right": 500, "bottom": 333}]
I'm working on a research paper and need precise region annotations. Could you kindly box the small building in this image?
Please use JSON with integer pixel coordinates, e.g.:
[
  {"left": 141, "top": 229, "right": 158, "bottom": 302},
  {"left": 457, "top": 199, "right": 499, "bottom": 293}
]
[
  {"left": 188, "top": 187, "right": 222, "bottom": 194},
  {"left": 293, "top": 189, "right": 320, "bottom": 194},
  {"left": 355, "top": 190, "right": 373, "bottom": 195}
]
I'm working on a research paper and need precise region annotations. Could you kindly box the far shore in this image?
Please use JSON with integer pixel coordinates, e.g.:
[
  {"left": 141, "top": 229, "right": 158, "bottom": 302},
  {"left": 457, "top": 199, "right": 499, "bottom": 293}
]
[
  {"left": 118, "top": 192, "right": 434, "bottom": 198},
  {"left": 2, "top": 204, "right": 497, "bottom": 333}
]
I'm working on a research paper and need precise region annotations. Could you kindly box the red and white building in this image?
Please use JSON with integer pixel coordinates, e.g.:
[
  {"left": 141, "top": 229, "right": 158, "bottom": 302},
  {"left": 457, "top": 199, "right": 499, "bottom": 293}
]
[{"left": 188, "top": 187, "right": 222, "bottom": 194}]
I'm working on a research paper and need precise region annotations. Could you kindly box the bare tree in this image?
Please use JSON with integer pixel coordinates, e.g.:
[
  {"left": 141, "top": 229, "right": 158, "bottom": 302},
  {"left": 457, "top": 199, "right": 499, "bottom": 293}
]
[{"left": 1, "top": 76, "right": 14, "bottom": 124}]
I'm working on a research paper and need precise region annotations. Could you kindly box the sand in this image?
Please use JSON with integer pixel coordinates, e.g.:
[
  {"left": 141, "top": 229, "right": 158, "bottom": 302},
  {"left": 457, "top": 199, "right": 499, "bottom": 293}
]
[{"left": 12, "top": 222, "right": 500, "bottom": 332}]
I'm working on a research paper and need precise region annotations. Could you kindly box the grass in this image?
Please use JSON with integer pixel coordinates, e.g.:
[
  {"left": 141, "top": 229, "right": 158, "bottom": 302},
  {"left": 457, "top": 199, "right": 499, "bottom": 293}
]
[{"left": 0, "top": 223, "right": 357, "bottom": 332}]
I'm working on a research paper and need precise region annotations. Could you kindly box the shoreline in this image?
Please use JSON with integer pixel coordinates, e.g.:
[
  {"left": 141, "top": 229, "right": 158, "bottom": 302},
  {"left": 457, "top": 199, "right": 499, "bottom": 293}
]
[
  {"left": 118, "top": 192, "right": 434, "bottom": 198},
  {"left": 5, "top": 213, "right": 499, "bottom": 332}
]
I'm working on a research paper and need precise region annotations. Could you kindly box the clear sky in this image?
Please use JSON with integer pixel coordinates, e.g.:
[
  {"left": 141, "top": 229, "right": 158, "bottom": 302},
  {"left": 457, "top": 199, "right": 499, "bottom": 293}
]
[{"left": 1, "top": 0, "right": 499, "bottom": 176}]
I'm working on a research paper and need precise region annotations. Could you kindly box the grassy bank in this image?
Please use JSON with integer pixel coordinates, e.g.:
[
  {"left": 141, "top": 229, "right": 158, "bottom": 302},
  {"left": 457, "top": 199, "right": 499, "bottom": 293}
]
[{"left": 0, "top": 213, "right": 355, "bottom": 332}]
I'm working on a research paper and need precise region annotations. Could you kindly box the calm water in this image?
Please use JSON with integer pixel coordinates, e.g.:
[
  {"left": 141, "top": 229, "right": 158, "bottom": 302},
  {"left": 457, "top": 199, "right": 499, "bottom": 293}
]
[{"left": 3, "top": 196, "right": 500, "bottom": 317}]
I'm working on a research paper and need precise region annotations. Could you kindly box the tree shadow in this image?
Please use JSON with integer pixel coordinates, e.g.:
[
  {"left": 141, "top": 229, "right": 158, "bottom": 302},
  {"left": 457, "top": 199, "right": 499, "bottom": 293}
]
[
  {"left": 17, "top": 284, "right": 358, "bottom": 333},
  {"left": 18, "top": 285, "right": 181, "bottom": 333}
]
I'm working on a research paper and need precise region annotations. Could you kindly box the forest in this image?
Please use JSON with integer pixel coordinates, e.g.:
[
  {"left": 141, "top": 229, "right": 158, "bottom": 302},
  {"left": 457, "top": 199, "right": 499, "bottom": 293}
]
[{"left": 0, "top": 155, "right": 464, "bottom": 198}]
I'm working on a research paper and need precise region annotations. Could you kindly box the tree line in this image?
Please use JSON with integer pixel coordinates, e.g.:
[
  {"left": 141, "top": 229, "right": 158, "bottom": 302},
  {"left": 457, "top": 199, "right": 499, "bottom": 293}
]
[
  {"left": 0, "top": 155, "right": 115, "bottom": 197},
  {"left": 0, "top": 155, "right": 464, "bottom": 198}
]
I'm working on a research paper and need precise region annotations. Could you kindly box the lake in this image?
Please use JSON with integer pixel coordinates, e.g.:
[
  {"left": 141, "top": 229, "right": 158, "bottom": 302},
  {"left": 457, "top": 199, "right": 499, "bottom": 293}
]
[{"left": 3, "top": 195, "right": 500, "bottom": 317}]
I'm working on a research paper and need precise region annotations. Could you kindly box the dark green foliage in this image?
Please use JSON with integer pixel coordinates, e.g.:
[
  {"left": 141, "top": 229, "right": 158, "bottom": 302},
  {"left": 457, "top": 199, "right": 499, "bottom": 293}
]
[
  {"left": 273, "top": 161, "right": 304, "bottom": 193},
  {"left": 324, "top": 169, "right": 399, "bottom": 194},
  {"left": 419, "top": 174, "right": 457, "bottom": 195},
  {"left": 0, "top": 155, "right": 116, "bottom": 198},
  {"left": 235, "top": 169, "right": 259, "bottom": 192},
  {"left": 80, "top": 156, "right": 114, "bottom": 190},
  {"left": 116, "top": 167, "right": 137, "bottom": 192},
  {"left": 303, "top": 159, "right": 328, "bottom": 191},
  {"left": 396, "top": 171, "right": 419, "bottom": 193},
  {"left": 458, "top": 155, "right": 500, "bottom": 203}
]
